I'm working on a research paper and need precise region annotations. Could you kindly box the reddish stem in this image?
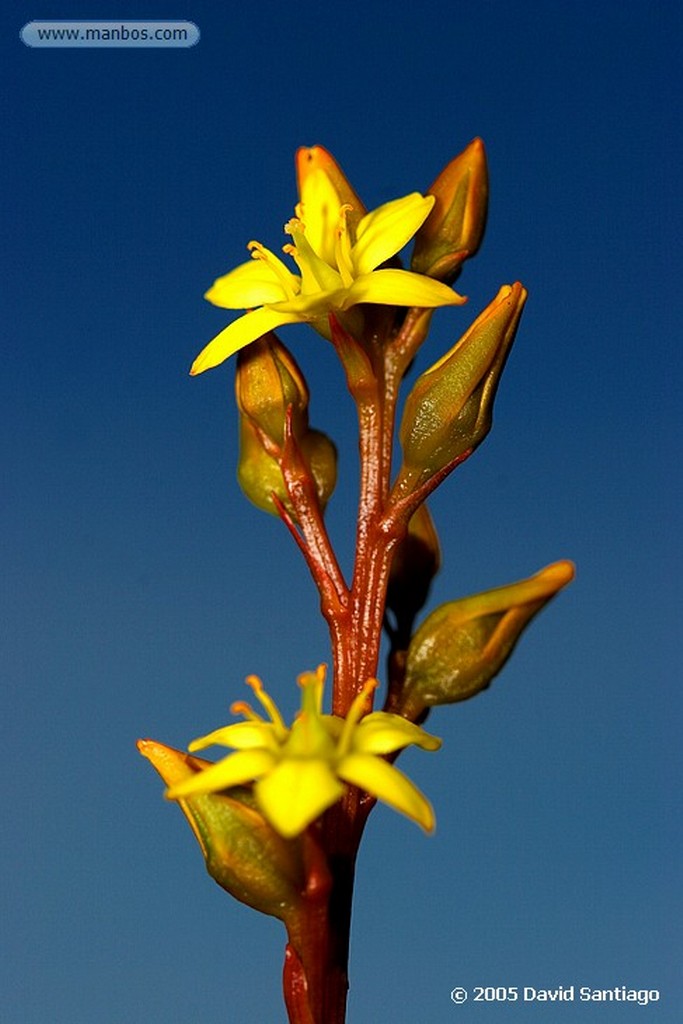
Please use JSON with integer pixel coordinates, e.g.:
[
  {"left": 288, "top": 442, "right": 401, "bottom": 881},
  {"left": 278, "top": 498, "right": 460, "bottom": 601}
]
[{"left": 279, "top": 311, "right": 430, "bottom": 1023}]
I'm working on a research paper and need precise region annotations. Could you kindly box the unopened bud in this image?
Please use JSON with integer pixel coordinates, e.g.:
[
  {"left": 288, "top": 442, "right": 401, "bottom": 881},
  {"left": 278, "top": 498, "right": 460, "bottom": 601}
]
[
  {"left": 400, "top": 561, "right": 575, "bottom": 716},
  {"left": 387, "top": 504, "right": 441, "bottom": 632},
  {"left": 396, "top": 283, "right": 527, "bottom": 493},
  {"left": 236, "top": 334, "right": 309, "bottom": 445},
  {"left": 412, "top": 139, "right": 489, "bottom": 282},
  {"left": 138, "top": 739, "right": 305, "bottom": 922},
  {"left": 237, "top": 417, "right": 337, "bottom": 517},
  {"left": 237, "top": 416, "right": 289, "bottom": 515},
  {"left": 298, "top": 428, "right": 338, "bottom": 510}
]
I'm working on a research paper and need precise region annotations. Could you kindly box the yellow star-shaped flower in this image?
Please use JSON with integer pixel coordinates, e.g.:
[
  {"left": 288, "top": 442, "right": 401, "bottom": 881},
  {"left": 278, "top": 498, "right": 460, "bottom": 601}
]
[
  {"left": 190, "top": 148, "right": 465, "bottom": 375},
  {"left": 166, "top": 666, "right": 441, "bottom": 837}
]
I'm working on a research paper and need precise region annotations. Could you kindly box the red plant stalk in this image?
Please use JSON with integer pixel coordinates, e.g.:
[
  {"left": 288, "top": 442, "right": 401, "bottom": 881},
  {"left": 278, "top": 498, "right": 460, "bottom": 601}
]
[{"left": 277, "top": 311, "right": 437, "bottom": 1024}]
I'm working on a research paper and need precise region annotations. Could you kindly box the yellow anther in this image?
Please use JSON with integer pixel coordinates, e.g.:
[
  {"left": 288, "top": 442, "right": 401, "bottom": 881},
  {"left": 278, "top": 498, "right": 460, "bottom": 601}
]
[
  {"left": 284, "top": 217, "right": 305, "bottom": 238},
  {"left": 247, "top": 240, "right": 267, "bottom": 260},
  {"left": 230, "top": 699, "right": 262, "bottom": 721}
]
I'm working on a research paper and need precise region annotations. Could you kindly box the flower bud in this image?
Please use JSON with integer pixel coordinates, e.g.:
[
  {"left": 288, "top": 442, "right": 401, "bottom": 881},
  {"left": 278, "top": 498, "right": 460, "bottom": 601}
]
[
  {"left": 298, "top": 428, "right": 338, "bottom": 510},
  {"left": 396, "top": 283, "right": 527, "bottom": 494},
  {"left": 236, "top": 334, "right": 309, "bottom": 445},
  {"left": 237, "top": 416, "right": 289, "bottom": 515},
  {"left": 411, "top": 138, "right": 489, "bottom": 282},
  {"left": 386, "top": 503, "right": 441, "bottom": 633},
  {"left": 237, "top": 417, "right": 337, "bottom": 517},
  {"left": 137, "top": 739, "right": 305, "bottom": 922},
  {"left": 400, "top": 561, "right": 575, "bottom": 716}
]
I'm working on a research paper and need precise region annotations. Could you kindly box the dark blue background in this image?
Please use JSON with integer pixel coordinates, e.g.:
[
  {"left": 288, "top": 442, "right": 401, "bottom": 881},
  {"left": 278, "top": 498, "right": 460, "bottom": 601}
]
[{"left": 3, "top": 1, "right": 680, "bottom": 1021}]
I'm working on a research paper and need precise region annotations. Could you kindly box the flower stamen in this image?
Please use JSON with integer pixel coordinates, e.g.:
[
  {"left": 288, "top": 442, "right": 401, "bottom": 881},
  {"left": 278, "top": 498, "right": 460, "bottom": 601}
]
[
  {"left": 246, "top": 674, "right": 288, "bottom": 738},
  {"left": 247, "top": 240, "right": 298, "bottom": 301},
  {"left": 229, "top": 699, "right": 263, "bottom": 722},
  {"left": 283, "top": 222, "right": 342, "bottom": 294},
  {"left": 337, "top": 678, "right": 379, "bottom": 756}
]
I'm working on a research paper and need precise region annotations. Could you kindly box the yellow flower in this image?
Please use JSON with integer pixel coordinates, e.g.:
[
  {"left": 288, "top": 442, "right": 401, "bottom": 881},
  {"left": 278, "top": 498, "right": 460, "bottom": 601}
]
[
  {"left": 191, "top": 151, "right": 465, "bottom": 375},
  {"left": 166, "top": 666, "right": 441, "bottom": 837}
]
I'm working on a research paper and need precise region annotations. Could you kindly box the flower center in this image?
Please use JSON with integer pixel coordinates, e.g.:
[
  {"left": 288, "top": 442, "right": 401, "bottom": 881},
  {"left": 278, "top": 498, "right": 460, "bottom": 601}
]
[{"left": 283, "top": 218, "right": 342, "bottom": 295}]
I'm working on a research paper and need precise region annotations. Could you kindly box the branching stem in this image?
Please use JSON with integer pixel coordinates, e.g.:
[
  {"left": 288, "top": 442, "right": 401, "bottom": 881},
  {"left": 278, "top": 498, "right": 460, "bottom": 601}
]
[{"left": 281, "top": 312, "right": 425, "bottom": 1024}]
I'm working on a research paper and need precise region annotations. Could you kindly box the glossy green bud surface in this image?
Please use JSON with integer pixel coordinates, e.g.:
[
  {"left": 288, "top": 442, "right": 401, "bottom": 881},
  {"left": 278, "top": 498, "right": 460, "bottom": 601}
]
[
  {"left": 402, "top": 561, "right": 574, "bottom": 714},
  {"left": 397, "top": 283, "right": 527, "bottom": 492},
  {"left": 411, "top": 138, "right": 489, "bottom": 282},
  {"left": 236, "top": 334, "right": 309, "bottom": 444},
  {"left": 138, "top": 739, "right": 305, "bottom": 922}
]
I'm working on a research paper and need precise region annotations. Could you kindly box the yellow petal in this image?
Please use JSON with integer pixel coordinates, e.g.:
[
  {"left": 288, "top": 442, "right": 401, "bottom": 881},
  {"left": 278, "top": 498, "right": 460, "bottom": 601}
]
[
  {"left": 166, "top": 748, "right": 276, "bottom": 799},
  {"left": 256, "top": 759, "right": 343, "bottom": 837},
  {"left": 337, "top": 753, "right": 435, "bottom": 832},
  {"left": 296, "top": 146, "right": 367, "bottom": 236},
  {"left": 187, "top": 720, "right": 281, "bottom": 753},
  {"left": 270, "top": 287, "right": 345, "bottom": 319},
  {"left": 352, "top": 712, "right": 442, "bottom": 754},
  {"left": 353, "top": 193, "right": 435, "bottom": 274},
  {"left": 205, "top": 258, "right": 298, "bottom": 309},
  {"left": 297, "top": 167, "right": 343, "bottom": 267},
  {"left": 341, "top": 269, "right": 465, "bottom": 310},
  {"left": 190, "top": 308, "right": 302, "bottom": 375}
]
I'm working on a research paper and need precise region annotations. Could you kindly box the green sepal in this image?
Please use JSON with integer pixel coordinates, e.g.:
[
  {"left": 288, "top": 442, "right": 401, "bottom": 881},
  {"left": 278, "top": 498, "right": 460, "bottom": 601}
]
[
  {"left": 236, "top": 333, "right": 309, "bottom": 445},
  {"left": 395, "top": 283, "right": 526, "bottom": 496},
  {"left": 138, "top": 739, "right": 305, "bottom": 922},
  {"left": 411, "top": 138, "right": 489, "bottom": 282},
  {"left": 401, "top": 561, "right": 575, "bottom": 715}
]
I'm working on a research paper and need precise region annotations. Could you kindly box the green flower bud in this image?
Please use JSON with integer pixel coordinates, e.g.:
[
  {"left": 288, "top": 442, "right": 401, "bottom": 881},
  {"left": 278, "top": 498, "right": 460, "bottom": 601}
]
[
  {"left": 386, "top": 504, "right": 441, "bottom": 634},
  {"left": 137, "top": 739, "right": 305, "bottom": 922},
  {"left": 237, "top": 416, "right": 289, "bottom": 515},
  {"left": 411, "top": 138, "right": 489, "bottom": 282},
  {"left": 396, "top": 283, "right": 527, "bottom": 494},
  {"left": 299, "top": 428, "right": 338, "bottom": 511},
  {"left": 237, "top": 417, "right": 337, "bottom": 517},
  {"left": 401, "top": 561, "right": 575, "bottom": 716},
  {"left": 236, "top": 333, "right": 309, "bottom": 444}
]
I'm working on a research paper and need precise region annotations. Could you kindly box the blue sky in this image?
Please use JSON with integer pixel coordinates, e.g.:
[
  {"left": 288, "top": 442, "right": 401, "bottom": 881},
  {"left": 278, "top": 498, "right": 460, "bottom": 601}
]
[{"left": 2, "top": 1, "right": 681, "bottom": 1021}]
